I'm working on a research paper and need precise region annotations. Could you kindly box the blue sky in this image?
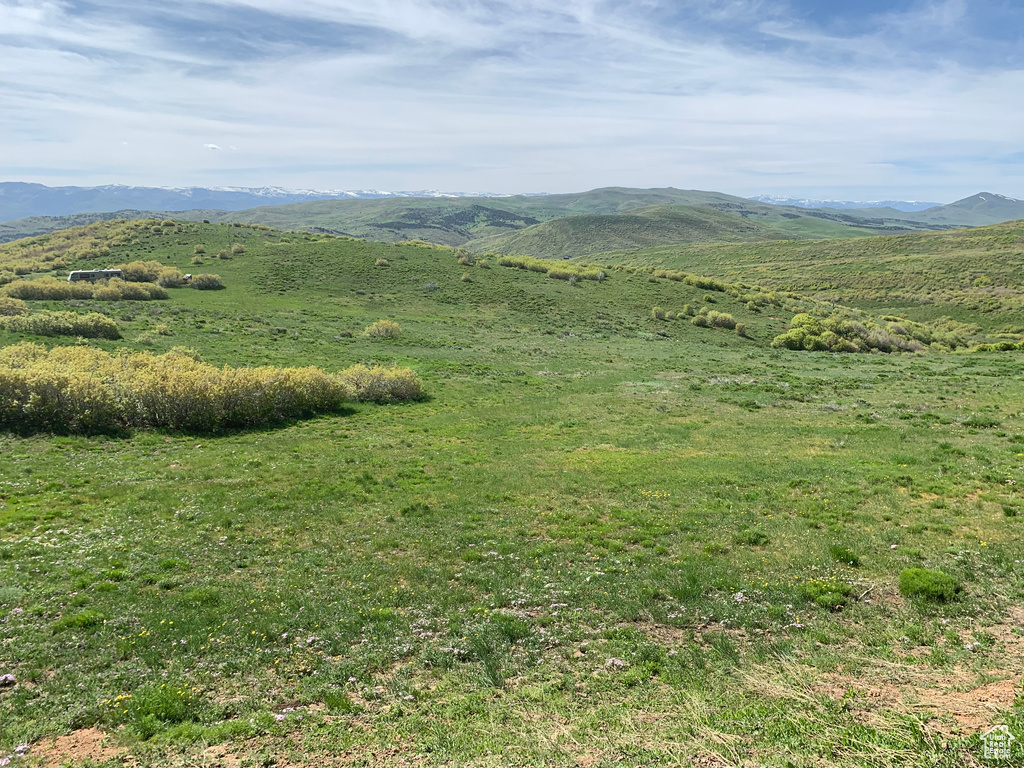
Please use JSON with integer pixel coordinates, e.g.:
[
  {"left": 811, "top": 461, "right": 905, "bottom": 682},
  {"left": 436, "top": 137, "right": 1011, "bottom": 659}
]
[{"left": 1, "top": 0, "right": 1022, "bottom": 200}]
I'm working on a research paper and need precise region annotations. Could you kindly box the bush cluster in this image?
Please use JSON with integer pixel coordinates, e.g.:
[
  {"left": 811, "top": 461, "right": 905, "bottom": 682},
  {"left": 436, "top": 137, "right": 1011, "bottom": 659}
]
[
  {"left": 771, "top": 313, "right": 934, "bottom": 353},
  {"left": 0, "top": 344, "right": 423, "bottom": 434},
  {"left": 338, "top": 365, "right": 423, "bottom": 403},
  {"left": 691, "top": 309, "right": 736, "bottom": 329},
  {"left": 0, "top": 297, "right": 29, "bottom": 317},
  {"left": 190, "top": 274, "right": 224, "bottom": 290},
  {"left": 498, "top": 256, "right": 606, "bottom": 282},
  {"left": 1, "top": 276, "right": 167, "bottom": 301},
  {"left": 0, "top": 311, "right": 120, "bottom": 339},
  {"left": 364, "top": 319, "right": 401, "bottom": 339},
  {"left": 898, "top": 567, "right": 961, "bottom": 602}
]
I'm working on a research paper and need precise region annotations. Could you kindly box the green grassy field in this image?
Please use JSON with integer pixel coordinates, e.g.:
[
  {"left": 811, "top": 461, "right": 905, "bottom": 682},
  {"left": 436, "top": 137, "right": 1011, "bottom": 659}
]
[
  {"left": 1, "top": 222, "right": 1022, "bottom": 767},
  {"left": 592, "top": 220, "right": 1024, "bottom": 334}
]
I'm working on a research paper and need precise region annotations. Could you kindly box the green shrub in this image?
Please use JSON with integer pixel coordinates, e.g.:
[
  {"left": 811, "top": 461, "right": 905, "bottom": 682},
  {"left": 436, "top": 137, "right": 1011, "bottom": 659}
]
[
  {"left": 231, "top": 243, "right": 245, "bottom": 255},
  {"left": 54, "top": 610, "right": 106, "bottom": 631},
  {"left": 364, "top": 319, "right": 401, "bottom": 339},
  {"left": 375, "top": 258, "right": 390, "bottom": 267},
  {"left": 0, "top": 343, "right": 421, "bottom": 434},
  {"left": 190, "top": 274, "right": 224, "bottom": 290},
  {"left": 707, "top": 311, "right": 736, "bottom": 329},
  {"left": 2, "top": 277, "right": 94, "bottom": 300},
  {"left": 898, "top": 568, "right": 961, "bottom": 602},
  {"left": 0, "top": 297, "right": 29, "bottom": 316},
  {"left": 461, "top": 272, "right": 472, "bottom": 282},
  {"left": 735, "top": 322, "right": 747, "bottom": 337},
  {"left": 691, "top": 315, "right": 709, "bottom": 328},
  {"left": 651, "top": 306, "right": 666, "bottom": 320},
  {"left": 105, "top": 680, "right": 218, "bottom": 740},
  {"left": 799, "top": 579, "right": 853, "bottom": 611},
  {"left": 0, "top": 310, "right": 120, "bottom": 339},
  {"left": 338, "top": 365, "right": 423, "bottom": 403},
  {"left": 193, "top": 245, "right": 206, "bottom": 255}
]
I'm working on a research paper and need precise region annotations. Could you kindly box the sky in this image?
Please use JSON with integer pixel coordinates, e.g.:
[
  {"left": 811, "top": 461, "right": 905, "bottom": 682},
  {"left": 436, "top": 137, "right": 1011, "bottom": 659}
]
[{"left": 1, "top": 0, "right": 1023, "bottom": 201}]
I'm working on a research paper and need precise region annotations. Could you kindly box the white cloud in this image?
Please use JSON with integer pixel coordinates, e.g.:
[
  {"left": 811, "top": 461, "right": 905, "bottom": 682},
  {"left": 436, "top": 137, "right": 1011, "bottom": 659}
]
[{"left": 0, "top": 0, "right": 1021, "bottom": 199}]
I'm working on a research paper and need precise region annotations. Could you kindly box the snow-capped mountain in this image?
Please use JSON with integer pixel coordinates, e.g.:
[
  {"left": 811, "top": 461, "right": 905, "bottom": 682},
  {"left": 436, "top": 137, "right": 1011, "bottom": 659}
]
[
  {"left": 749, "top": 195, "right": 941, "bottom": 213},
  {"left": 0, "top": 182, "right": 543, "bottom": 221}
]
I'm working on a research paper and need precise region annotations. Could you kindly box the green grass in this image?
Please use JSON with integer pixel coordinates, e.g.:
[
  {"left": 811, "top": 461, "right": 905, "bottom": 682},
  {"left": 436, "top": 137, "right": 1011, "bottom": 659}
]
[
  {"left": 591, "top": 220, "right": 1024, "bottom": 334},
  {"left": 0, "top": 221, "right": 1022, "bottom": 766}
]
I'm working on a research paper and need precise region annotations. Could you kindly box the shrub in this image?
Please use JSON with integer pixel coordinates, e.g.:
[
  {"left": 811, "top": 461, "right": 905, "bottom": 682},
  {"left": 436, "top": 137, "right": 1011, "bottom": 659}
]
[
  {"left": 0, "top": 297, "right": 29, "bottom": 317},
  {"left": 800, "top": 578, "right": 853, "bottom": 611},
  {"left": 0, "top": 343, "right": 423, "bottom": 434},
  {"left": 375, "top": 258, "right": 390, "bottom": 267},
  {"left": 735, "top": 322, "right": 747, "bottom": 338},
  {"left": 2, "top": 277, "right": 94, "bottom": 300},
  {"left": 193, "top": 245, "right": 206, "bottom": 255},
  {"left": 231, "top": 244, "right": 245, "bottom": 255},
  {"left": 0, "top": 310, "right": 120, "bottom": 339},
  {"left": 651, "top": 306, "right": 666, "bottom": 320},
  {"left": 114, "top": 260, "right": 164, "bottom": 282},
  {"left": 92, "top": 279, "right": 168, "bottom": 301},
  {"left": 190, "top": 274, "right": 224, "bottom": 290},
  {"left": 156, "top": 269, "right": 188, "bottom": 288},
  {"left": 899, "top": 568, "right": 961, "bottom": 602},
  {"left": 338, "top": 365, "right": 423, "bottom": 403},
  {"left": 706, "top": 311, "right": 736, "bottom": 329},
  {"left": 364, "top": 319, "right": 401, "bottom": 339},
  {"left": 691, "top": 315, "right": 710, "bottom": 328},
  {"left": 461, "top": 272, "right": 472, "bottom": 282}
]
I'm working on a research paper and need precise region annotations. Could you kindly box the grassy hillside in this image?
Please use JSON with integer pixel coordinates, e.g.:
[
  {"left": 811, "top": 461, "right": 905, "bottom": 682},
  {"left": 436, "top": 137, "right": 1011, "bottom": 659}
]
[
  {"left": 465, "top": 205, "right": 793, "bottom": 257},
  {"left": 894, "top": 193, "right": 1024, "bottom": 227},
  {"left": 591, "top": 220, "right": 1024, "bottom": 332},
  {"left": 0, "top": 221, "right": 1022, "bottom": 767},
  {"left": 0, "top": 186, "right": 950, "bottom": 246}
]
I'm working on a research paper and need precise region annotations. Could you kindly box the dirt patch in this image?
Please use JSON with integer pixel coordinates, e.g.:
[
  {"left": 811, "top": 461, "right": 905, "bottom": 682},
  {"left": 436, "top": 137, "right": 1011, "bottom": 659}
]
[{"left": 29, "top": 728, "right": 127, "bottom": 767}]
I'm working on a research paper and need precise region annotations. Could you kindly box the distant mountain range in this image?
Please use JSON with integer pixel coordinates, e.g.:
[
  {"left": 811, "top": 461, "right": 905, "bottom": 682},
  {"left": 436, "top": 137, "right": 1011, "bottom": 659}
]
[
  {"left": 0, "top": 182, "right": 535, "bottom": 221},
  {"left": 748, "top": 195, "right": 942, "bottom": 212},
  {"left": 2, "top": 185, "right": 1023, "bottom": 253}
]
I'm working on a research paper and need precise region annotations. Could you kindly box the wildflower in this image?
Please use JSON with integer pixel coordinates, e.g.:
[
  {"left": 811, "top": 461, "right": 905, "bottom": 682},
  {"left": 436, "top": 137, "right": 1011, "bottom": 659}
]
[
  {"left": 0, "top": 674, "right": 14, "bottom": 687},
  {"left": 606, "top": 657, "right": 626, "bottom": 668}
]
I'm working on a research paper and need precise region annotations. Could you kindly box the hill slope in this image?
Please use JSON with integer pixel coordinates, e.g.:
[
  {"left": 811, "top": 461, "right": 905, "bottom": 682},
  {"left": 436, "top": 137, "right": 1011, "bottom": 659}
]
[
  {"left": 465, "top": 205, "right": 792, "bottom": 257},
  {"left": 0, "top": 186, "right": 954, "bottom": 245},
  {"left": 588, "top": 220, "right": 1024, "bottom": 331},
  {"left": 1, "top": 219, "right": 1023, "bottom": 767}
]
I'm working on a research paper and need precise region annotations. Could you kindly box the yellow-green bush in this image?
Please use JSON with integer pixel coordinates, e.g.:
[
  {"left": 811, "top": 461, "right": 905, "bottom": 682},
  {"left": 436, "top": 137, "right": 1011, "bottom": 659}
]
[
  {"left": 190, "top": 274, "right": 224, "bottom": 290},
  {"left": 0, "top": 311, "right": 120, "bottom": 339},
  {"left": 338, "top": 365, "right": 423, "bottom": 403},
  {"left": 1, "top": 276, "right": 168, "bottom": 301},
  {"left": 0, "top": 344, "right": 422, "bottom": 434},
  {"left": 364, "top": 319, "right": 401, "bottom": 339},
  {"left": 0, "top": 297, "right": 29, "bottom": 317},
  {"left": 2, "top": 277, "right": 95, "bottom": 300},
  {"left": 92, "top": 279, "right": 168, "bottom": 301}
]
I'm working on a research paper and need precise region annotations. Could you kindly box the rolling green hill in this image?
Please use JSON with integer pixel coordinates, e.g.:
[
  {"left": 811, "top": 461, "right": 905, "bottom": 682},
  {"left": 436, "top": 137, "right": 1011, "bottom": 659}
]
[
  {"left": 465, "top": 205, "right": 792, "bottom": 257},
  {"left": 1, "top": 219, "right": 1023, "bottom": 766},
  {"left": 0, "top": 186, "right": 953, "bottom": 246},
  {"left": 588, "top": 219, "right": 1024, "bottom": 331}
]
